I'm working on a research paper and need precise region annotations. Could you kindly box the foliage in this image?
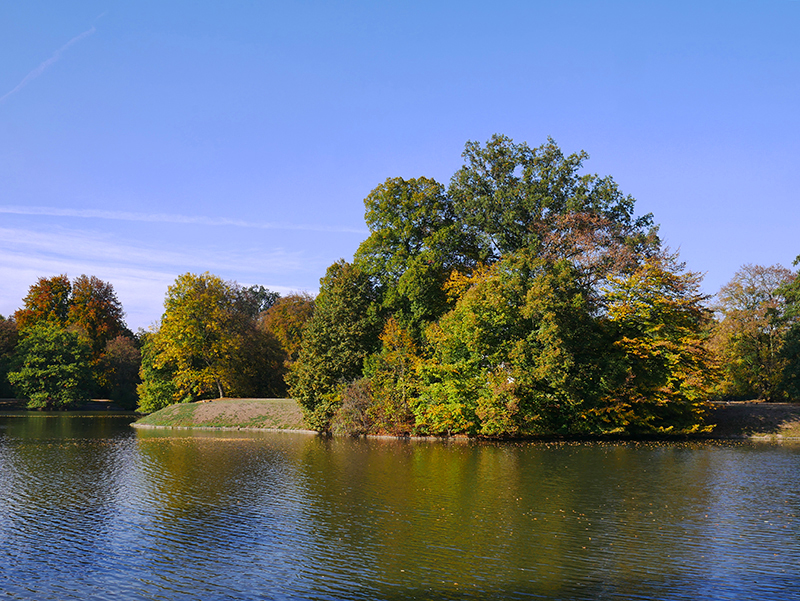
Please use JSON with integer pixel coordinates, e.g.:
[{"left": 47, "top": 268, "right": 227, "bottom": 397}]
[
  {"left": 287, "top": 260, "right": 381, "bottom": 431},
  {"left": 137, "top": 273, "right": 283, "bottom": 412},
  {"left": 598, "top": 254, "right": 714, "bottom": 434},
  {"left": 416, "top": 254, "right": 607, "bottom": 436},
  {"left": 710, "top": 263, "right": 794, "bottom": 400},
  {"left": 355, "top": 177, "right": 481, "bottom": 338},
  {"left": 136, "top": 331, "right": 178, "bottom": 413},
  {"left": 258, "top": 293, "right": 315, "bottom": 365},
  {"left": 0, "top": 316, "right": 18, "bottom": 398},
  {"left": 777, "top": 255, "right": 800, "bottom": 399},
  {"left": 364, "top": 318, "right": 420, "bottom": 435},
  {"left": 7, "top": 323, "right": 93, "bottom": 409},
  {"left": 99, "top": 335, "right": 141, "bottom": 409},
  {"left": 68, "top": 275, "right": 128, "bottom": 356},
  {"left": 448, "top": 134, "right": 658, "bottom": 262},
  {"left": 14, "top": 275, "right": 73, "bottom": 330},
  {"left": 14, "top": 274, "right": 132, "bottom": 397},
  {"left": 330, "top": 378, "right": 374, "bottom": 436}
]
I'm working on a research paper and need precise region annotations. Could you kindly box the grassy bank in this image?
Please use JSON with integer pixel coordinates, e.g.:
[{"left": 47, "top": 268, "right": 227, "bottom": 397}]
[
  {"left": 131, "top": 398, "right": 800, "bottom": 439},
  {"left": 133, "top": 398, "right": 308, "bottom": 431}
]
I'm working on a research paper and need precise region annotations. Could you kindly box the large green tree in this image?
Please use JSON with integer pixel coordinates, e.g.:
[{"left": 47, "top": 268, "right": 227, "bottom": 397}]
[
  {"left": 8, "top": 323, "right": 93, "bottom": 409},
  {"left": 287, "top": 261, "right": 380, "bottom": 430},
  {"left": 448, "top": 135, "right": 658, "bottom": 262},
  {"left": 355, "top": 177, "right": 481, "bottom": 338}
]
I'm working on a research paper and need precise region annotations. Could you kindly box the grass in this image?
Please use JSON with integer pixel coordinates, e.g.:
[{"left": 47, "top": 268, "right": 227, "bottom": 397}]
[{"left": 134, "top": 398, "right": 308, "bottom": 431}]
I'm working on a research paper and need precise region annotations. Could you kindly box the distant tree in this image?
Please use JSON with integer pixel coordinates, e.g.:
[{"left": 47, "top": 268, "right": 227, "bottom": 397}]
[
  {"left": 8, "top": 323, "right": 93, "bottom": 409},
  {"left": 257, "top": 293, "right": 315, "bottom": 366},
  {"left": 777, "top": 255, "right": 800, "bottom": 399},
  {"left": 14, "top": 275, "right": 72, "bottom": 330},
  {"left": 68, "top": 275, "right": 128, "bottom": 358},
  {"left": 710, "top": 263, "right": 794, "bottom": 400},
  {"left": 0, "top": 316, "right": 19, "bottom": 398},
  {"left": 238, "top": 285, "right": 280, "bottom": 317},
  {"left": 287, "top": 261, "right": 381, "bottom": 431},
  {"left": 138, "top": 273, "right": 283, "bottom": 411}
]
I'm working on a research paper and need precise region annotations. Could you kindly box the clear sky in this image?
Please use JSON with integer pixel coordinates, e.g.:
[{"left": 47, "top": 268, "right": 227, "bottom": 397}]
[{"left": 1, "top": 0, "right": 798, "bottom": 330}]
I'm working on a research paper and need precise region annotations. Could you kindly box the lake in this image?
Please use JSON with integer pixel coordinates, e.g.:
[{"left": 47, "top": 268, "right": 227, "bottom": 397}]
[{"left": 0, "top": 413, "right": 798, "bottom": 600}]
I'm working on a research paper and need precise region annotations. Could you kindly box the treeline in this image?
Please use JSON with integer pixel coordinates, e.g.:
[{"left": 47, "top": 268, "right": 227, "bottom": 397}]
[{"left": 1, "top": 135, "right": 798, "bottom": 436}]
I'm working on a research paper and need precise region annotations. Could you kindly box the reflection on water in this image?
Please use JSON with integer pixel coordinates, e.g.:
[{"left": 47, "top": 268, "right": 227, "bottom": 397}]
[{"left": 0, "top": 414, "right": 798, "bottom": 600}]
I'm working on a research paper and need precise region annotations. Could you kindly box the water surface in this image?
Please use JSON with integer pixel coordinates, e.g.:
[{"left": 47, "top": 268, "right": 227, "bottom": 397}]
[{"left": 0, "top": 413, "right": 798, "bottom": 600}]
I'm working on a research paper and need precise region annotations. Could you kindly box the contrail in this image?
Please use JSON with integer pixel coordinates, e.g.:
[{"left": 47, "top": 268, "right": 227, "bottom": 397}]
[
  {"left": 0, "top": 205, "right": 368, "bottom": 235},
  {"left": 0, "top": 26, "right": 96, "bottom": 103}
]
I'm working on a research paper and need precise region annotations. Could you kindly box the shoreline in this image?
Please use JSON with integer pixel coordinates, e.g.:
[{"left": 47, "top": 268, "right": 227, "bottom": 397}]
[{"left": 5, "top": 398, "right": 800, "bottom": 441}]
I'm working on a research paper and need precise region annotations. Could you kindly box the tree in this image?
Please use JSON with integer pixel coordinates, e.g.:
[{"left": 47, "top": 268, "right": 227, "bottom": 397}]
[
  {"left": 599, "top": 254, "right": 714, "bottom": 434},
  {"left": 711, "top": 263, "right": 794, "bottom": 400},
  {"left": 448, "top": 135, "right": 658, "bottom": 262},
  {"left": 363, "top": 318, "right": 421, "bottom": 435},
  {"left": 257, "top": 293, "right": 315, "bottom": 366},
  {"left": 14, "top": 275, "right": 72, "bottom": 330},
  {"left": 100, "top": 335, "right": 141, "bottom": 408},
  {"left": 777, "top": 255, "right": 800, "bottom": 399},
  {"left": 354, "top": 177, "right": 481, "bottom": 338},
  {"left": 7, "top": 323, "right": 93, "bottom": 409},
  {"left": 0, "top": 315, "right": 18, "bottom": 398},
  {"left": 137, "top": 273, "right": 283, "bottom": 411},
  {"left": 136, "top": 330, "right": 178, "bottom": 413},
  {"left": 287, "top": 261, "right": 381, "bottom": 430},
  {"left": 68, "top": 275, "right": 128, "bottom": 358}
]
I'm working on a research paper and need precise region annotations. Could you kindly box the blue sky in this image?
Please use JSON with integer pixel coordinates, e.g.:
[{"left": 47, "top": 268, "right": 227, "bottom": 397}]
[{"left": 1, "top": 1, "right": 798, "bottom": 330}]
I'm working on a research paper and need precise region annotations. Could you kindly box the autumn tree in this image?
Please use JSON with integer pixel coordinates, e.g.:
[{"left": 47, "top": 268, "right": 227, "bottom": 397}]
[
  {"left": 14, "top": 275, "right": 72, "bottom": 330},
  {"left": 362, "top": 318, "right": 421, "bottom": 435},
  {"left": 137, "top": 273, "right": 283, "bottom": 412},
  {"left": 287, "top": 261, "right": 380, "bottom": 430},
  {"left": 68, "top": 275, "right": 128, "bottom": 357},
  {"left": 598, "top": 254, "right": 714, "bottom": 434},
  {"left": 7, "top": 323, "right": 93, "bottom": 409},
  {"left": 257, "top": 293, "right": 315, "bottom": 366},
  {"left": 711, "top": 264, "right": 794, "bottom": 400}
]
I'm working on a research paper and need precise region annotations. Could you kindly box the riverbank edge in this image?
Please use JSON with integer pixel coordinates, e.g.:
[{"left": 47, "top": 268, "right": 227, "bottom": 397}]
[{"left": 128, "top": 398, "right": 800, "bottom": 441}]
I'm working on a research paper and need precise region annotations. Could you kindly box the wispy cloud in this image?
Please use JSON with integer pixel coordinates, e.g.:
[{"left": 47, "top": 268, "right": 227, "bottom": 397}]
[
  {"left": 0, "top": 26, "right": 97, "bottom": 103},
  {"left": 0, "top": 205, "right": 368, "bottom": 234},
  {"left": 0, "top": 225, "right": 322, "bottom": 329}
]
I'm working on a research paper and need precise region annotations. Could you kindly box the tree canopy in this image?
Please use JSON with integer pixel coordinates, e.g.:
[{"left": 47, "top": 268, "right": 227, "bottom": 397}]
[
  {"left": 291, "top": 135, "right": 716, "bottom": 436},
  {"left": 7, "top": 323, "right": 93, "bottom": 409}
]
